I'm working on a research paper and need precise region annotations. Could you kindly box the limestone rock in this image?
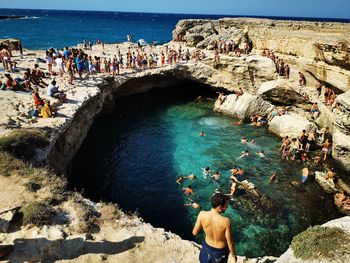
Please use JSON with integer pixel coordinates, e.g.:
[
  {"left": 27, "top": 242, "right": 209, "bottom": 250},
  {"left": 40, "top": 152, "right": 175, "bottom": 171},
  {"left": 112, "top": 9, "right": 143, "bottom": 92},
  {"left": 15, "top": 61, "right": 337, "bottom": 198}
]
[
  {"left": 334, "top": 91, "right": 350, "bottom": 136},
  {"left": 268, "top": 113, "right": 317, "bottom": 138},
  {"left": 183, "top": 34, "right": 204, "bottom": 47},
  {"left": 0, "top": 38, "right": 22, "bottom": 50},
  {"left": 214, "top": 93, "right": 274, "bottom": 120},
  {"left": 315, "top": 171, "right": 338, "bottom": 194},
  {"left": 246, "top": 55, "right": 277, "bottom": 88},
  {"left": 0, "top": 211, "right": 14, "bottom": 233},
  {"left": 332, "top": 129, "right": 350, "bottom": 171},
  {"left": 258, "top": 79, "right": 310, "bottom": 106},
  {"left": 173, "top": 18, "right": 350, "bottom": 93}
]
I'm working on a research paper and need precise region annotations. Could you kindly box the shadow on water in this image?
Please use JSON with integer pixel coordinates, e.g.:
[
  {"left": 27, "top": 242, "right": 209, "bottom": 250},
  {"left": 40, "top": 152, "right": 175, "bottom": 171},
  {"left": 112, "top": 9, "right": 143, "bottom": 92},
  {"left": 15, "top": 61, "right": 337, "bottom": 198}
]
[{"left": 69, "top": 82, "right": 216, "bottom": 241}]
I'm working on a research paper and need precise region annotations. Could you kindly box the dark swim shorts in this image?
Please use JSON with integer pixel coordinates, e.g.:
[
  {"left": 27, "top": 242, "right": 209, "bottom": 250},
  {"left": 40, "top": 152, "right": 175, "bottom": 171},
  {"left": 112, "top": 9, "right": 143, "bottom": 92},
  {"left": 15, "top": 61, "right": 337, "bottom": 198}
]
[{"left": 199, "top": 240, "right": 229, "bottom": 263}]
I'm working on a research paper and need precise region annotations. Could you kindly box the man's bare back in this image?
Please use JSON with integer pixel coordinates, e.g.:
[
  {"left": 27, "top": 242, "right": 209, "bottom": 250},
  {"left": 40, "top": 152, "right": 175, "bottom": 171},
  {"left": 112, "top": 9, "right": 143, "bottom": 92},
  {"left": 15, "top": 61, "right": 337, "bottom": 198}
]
[
  {"left": 192, "top": 193, "right": 236, "bottom": 263},
  {"left": 196, "top": 210, "right": 229, "bottom": 248}
]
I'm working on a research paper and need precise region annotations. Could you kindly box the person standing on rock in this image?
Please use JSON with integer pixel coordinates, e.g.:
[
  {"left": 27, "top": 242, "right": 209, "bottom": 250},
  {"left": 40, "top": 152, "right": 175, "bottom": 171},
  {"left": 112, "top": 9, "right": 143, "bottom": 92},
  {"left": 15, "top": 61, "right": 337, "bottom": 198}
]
[
  {"left": 192, "top": 193, "right": 237, "bottom": 263},
  {"left": 299, "top": 72, "right": 306, "bottom": 86}
]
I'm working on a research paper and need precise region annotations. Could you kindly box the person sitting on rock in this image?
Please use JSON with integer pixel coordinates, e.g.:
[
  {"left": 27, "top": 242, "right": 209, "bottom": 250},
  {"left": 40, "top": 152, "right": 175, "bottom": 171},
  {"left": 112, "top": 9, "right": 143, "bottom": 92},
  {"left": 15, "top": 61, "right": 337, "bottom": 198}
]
[
  {"left": 216, "top": 92, "right": 226, "bottom": 105},
  {"left": 299, "top": 72, "right": 306, "bottom": 86},
  {"left": 3, "top": 73, "right": 19, "bottom": 91},
  {"left": 268, "top": 107, "right": 278, "bottom": 121},
  {"left": 235, "top": 87, "right": 244, "bottom": 101},
  {"left": 334, "top": 192, "right": 350, "bottom": 212},
  {"left": 47, "top": 80, "right": 67, "bottom": 103},
  {"left": 325, "top": 167, "right": 336, "bottom": 181},
  {"left": 41, "top": 100, "right": 56, "bottom": 118},
  {"left": 32, "top": 87, "right": 45, "bottom": 107},
  {"left": 31, "top": 64, "right": 47, "bottom": 87}
]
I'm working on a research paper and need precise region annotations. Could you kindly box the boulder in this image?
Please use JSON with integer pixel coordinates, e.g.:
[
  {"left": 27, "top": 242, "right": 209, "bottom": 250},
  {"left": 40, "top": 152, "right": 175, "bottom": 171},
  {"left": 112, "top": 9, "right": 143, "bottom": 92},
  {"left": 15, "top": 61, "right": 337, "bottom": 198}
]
[
  {"left": 315, "top": 171, "right": 338, "bottom": 194},
  {"left": 246, "top": 56, "right": 278, "bottom": 88},
  {"left": 0, "top": 211, "right": 15, "bottom": 233},
  {"left": 332, "top": 129, "right": 350, "bottom": 171},
  {"left": 268, "top": 113, "right": 317, "bottom": 138},
  {"left": 334, "top": 91, "right": 350, "bottom": 136},
  {"left": 0, "top": 38, "right": 22, "bottom": 51},
  {"left": 183, "top": 34, "right": 204, "bottom": 47},
  {"left": 258, "top": 79, "right": 310, "bottom": 106},
  {"left": 214, "top": 93, "right": 274, "bottom": 120}
]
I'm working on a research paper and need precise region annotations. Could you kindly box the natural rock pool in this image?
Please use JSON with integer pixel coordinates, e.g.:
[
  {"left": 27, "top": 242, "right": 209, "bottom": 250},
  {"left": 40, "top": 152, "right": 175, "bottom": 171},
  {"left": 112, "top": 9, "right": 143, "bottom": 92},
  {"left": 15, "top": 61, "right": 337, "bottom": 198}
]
[{"left": 70, "top": 83, "right": 342, "bottom": 257}]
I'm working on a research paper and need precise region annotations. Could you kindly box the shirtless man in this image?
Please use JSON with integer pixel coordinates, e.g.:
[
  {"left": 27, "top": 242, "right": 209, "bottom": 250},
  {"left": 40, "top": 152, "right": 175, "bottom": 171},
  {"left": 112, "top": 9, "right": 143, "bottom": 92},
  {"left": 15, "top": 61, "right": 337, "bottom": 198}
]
[
  {"left": 0, "top": 48, "right": 11, "bottom": 72},
  {"left": 212, "top": 171, "right": 221, "bottom": 182},
  {"left": 193, "top": 193, "right": 237, "bottom": 263}
]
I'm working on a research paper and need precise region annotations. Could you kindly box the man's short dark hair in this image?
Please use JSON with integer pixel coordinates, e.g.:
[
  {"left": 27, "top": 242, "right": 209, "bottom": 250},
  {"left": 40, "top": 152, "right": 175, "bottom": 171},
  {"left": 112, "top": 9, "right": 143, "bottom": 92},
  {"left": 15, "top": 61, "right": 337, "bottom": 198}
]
[{"left": 211, "top": 193, "right": 230, "bottom": 209}]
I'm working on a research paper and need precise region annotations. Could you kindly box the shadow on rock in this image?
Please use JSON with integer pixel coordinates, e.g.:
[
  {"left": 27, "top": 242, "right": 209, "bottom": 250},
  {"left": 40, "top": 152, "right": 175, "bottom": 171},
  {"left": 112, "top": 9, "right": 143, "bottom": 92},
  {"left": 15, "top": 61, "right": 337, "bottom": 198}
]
[{"left": 6, "top": 235, "right": 145, "bottom": 262}]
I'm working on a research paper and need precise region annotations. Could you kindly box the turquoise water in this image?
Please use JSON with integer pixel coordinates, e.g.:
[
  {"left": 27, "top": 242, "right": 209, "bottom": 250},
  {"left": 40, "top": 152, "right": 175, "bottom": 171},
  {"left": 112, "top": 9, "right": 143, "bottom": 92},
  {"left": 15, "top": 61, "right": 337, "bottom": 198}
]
[{"left": 70, "top": 84, "right": 340, "bottom": 257}]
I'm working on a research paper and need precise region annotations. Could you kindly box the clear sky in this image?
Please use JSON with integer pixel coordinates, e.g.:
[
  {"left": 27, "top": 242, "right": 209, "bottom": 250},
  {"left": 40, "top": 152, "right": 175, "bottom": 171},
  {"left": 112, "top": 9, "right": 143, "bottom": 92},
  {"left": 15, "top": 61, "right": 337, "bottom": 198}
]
[{"left": 1, "top": 0, "right": 349, "bottom": 19}]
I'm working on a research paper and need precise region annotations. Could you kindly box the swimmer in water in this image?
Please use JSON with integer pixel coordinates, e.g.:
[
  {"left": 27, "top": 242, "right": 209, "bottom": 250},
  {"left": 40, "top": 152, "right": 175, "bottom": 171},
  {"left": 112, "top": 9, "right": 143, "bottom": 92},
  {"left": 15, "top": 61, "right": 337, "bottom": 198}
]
[
  {"left": 199, "top": 131, "right": 205, "bottom": 136},
  {"left": 237, "top": 150, "right": 249, "bottom": 160},
  {"left": 211, "top": 171, "right": 221, "bottom": 182},
  {"left": 186, "top": 173, "right": 197, "bottom": 180},
  {"left": 184, "top": 198, "right": 201, "bottom": 209},
  {"left": 269, "top": 172, "right": 278, "bottom": 183},
  {"left": 202, "top": 167, "right": 211, "bottom": 178},
  {"left": 176, "top": 175, "right": 185, "bottom": 185},
  {"left": 183, "top": 185, "right": 194, "bottom": 195},
  {"left": 241, "top": 137, "right": 247, "bottom": 144},
  {"left": 233, "top": 119, "right": 243, "bottom": 126},
  {"left": 255, "top": 150, "right": 265, "bottom": 158}
]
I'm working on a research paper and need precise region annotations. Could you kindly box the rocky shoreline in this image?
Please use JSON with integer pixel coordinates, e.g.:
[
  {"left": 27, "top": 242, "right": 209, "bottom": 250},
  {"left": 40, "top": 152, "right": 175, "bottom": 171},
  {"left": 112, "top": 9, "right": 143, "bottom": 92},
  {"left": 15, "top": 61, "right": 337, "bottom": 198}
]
[{"left": 1, "top": 17, "right": 350, "bottom": 262}]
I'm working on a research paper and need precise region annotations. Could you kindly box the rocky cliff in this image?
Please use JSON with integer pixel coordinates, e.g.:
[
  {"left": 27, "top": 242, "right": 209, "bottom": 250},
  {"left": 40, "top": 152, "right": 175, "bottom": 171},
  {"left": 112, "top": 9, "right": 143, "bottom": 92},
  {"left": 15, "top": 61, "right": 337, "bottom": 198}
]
[{"left": 173, "top": 18, "right": 350, "bottom": 93}]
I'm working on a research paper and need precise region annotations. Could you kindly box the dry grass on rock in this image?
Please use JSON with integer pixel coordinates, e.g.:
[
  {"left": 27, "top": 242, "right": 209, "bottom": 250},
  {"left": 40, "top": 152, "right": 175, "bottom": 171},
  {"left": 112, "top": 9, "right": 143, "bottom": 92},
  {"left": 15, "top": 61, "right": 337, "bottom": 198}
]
[{"left": 291, "top": 226, "right": 350, "bottom": 260}]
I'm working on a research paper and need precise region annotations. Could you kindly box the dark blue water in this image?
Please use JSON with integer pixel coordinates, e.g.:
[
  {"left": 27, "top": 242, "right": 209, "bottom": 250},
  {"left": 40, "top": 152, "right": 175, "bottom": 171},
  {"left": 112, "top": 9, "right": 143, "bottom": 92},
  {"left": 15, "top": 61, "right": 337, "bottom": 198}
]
[
  {"left": 0, "top": 8, "right": 350, "bottom": 50},
  {"left": 70, "top": 84, "right": 342, "bottom": 257}
]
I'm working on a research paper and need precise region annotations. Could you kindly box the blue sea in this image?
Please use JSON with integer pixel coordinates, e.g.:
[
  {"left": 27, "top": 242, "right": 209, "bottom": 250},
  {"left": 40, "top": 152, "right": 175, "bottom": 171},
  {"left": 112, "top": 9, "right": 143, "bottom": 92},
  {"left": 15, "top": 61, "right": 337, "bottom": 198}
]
[{"left": 0, "top": 8, "right": 350, "bottom": 50}]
